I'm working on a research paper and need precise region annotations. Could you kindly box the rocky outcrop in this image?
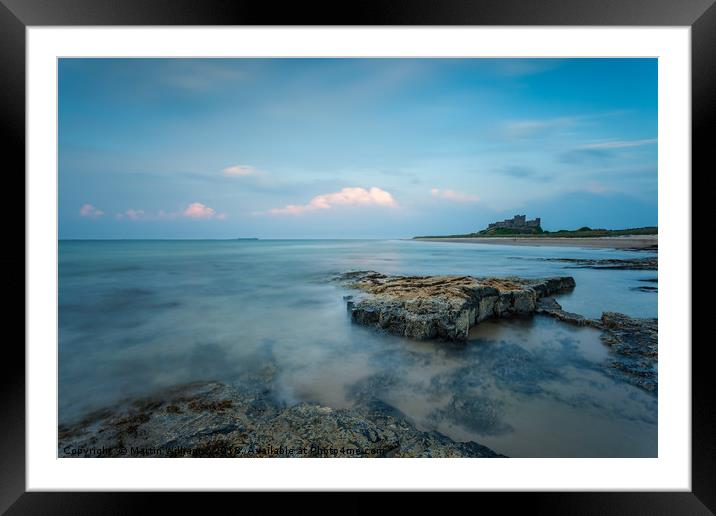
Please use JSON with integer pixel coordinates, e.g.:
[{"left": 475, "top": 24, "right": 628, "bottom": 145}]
[
  {"left": 599, "top": 312, "right": 658, "bottom": 393},
  {"left": 540, "top": 256, "right": 657, "bottom": 270},
  {"left": 340, "top": 271, "right": 658, "bottom": 391},
  {"left": 58, "top": 381, "right": 503, "bottom": 458},
  {"left": 536, "top": 296, "right": 597, "bottom": 327},
  {"left": 536, "top": 297, "right": 657, "bottom": 393},
  {"left": 338, "top": 271, "right": 575, "bottom": 341}
]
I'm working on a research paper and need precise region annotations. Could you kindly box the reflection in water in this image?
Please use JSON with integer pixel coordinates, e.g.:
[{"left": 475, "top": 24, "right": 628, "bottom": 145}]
[
  {"left": 364, "top": 317, "right": 655, "bottom": 457},
  {"left": 59, "top": 239, "right": 657, "bottom": 457}
]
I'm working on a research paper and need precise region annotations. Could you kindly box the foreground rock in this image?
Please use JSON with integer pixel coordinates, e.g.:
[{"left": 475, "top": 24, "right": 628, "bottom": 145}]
[
  {"left": 537, "top": 298, "right": 657, "bottom": 393},
  {"left": 338, "top": 271, "right": 575, "bottom": 341},
  {"left": 59, "top": 382, "right": 503, "bottom": 458}
]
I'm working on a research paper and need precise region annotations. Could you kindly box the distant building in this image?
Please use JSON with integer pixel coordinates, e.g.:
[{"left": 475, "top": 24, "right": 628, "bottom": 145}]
[{"left": 487, "top": 214, "right": 541, "bottom": 230}]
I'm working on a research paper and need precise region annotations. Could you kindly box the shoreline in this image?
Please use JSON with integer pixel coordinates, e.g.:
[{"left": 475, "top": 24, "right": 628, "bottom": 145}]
[{"left": 412, "top": 235, "right": 657, "bottom": 250}]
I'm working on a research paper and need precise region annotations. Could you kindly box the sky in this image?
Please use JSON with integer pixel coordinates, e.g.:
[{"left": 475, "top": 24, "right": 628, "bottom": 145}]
[{"left": 59, "top": 58, "right": 657, "bottom": 239}]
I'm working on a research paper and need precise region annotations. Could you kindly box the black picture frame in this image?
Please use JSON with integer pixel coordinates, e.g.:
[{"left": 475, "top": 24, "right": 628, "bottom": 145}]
[{"left": 3, "top": 0, "right": 709, "bottom": 512}]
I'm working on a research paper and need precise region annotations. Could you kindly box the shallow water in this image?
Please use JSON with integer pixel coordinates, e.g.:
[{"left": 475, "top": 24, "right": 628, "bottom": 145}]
[{"left": 58, "top": 239, "right": 657, "bottom": 457}]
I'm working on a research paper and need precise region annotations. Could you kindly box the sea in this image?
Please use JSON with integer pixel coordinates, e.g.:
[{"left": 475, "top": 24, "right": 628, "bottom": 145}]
[{"left": 58, "top": 239, "right": 658, "bottom": 457}]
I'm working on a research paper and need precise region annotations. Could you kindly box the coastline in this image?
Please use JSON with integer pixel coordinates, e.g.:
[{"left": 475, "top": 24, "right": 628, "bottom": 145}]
[{"left": 412, "top": 235, "right": 657, "bottom": 250}]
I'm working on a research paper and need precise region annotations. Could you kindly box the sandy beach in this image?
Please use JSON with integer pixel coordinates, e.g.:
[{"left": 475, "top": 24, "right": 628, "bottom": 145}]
[{"left": 413, "top": 235, "right": 657, "bottom": 250}]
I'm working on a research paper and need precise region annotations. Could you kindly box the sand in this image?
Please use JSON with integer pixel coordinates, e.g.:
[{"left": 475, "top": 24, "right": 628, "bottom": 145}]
[{"left": 413, "top": 235, "right": 657, "bottom": 250}]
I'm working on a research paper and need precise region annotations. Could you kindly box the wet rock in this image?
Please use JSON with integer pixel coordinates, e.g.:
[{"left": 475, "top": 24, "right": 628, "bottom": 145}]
[
  {"left": 243, "top": 402, "right": 502, "bottom": 458},
  {"left": 600, "top": 312, "right": 657, "bottom": 356},
  {"left": 58, "top": 382, "right": 261, "bottom": 457},
  {"left": 631, "top": 286, "right": 657, "bottom": 293},
  {"left": 338, "top": 271, "right": 575, "bottom": 342},
  {"left": 536, "top": 305, "right": 658, "bottom": 393},
  {"left": 58, "top": 381, "right": 504, "bottom": 458},
  {"left": 345, "top": 372, "right": 402, "bottom": 404},
  {"left": 488, "top": 342, "right": 563, "bottom": 395},
  {"left": 436, "top": 395, "right": 513, "bottom": 436},
  {"left": 598, "top": 312, "right": 658, "bottom": 393},
  {"left": 535, "top": 296, "right": 561, "bottom": 311},
  {"left": 428, "top": 365, "right": 484, "bottom": 399},
  {"left": 539, "top": 256, "right": 657, "bottom": 270},
  {"left": 536, "top": 297, "right": 595, "bottom": 327}
]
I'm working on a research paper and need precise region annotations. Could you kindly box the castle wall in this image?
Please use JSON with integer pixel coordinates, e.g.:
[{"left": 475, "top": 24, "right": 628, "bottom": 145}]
[{"left": 487, "top": 215, "right": 541, "bottom": 230}]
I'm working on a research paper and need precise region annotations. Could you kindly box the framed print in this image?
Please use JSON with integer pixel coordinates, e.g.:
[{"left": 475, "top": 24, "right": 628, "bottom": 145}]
[{"left": 4, "top": 0, "right": 711, "bottom": 512}]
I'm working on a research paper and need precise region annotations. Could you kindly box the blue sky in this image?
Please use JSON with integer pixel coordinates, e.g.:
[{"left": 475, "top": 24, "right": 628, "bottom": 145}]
[{"left": 59, "top": 58, "right": 657, "bottom": 239}]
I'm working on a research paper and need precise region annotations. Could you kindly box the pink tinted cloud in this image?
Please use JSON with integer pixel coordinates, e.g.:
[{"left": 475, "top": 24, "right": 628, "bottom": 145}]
[
  {"left": 184, "top": 202, "right": 215, "bottom": 219},
  {"left": 430, "top": 188, "right": 480, "bottom": 203},
  {"left": 266, "top": 187, "right": 397, "bottom": 216},
  {"left": 115, "top": 203, "right": 227, "bottom": 221},
  {"left": 79, "top": 204, "right": 104, "bottom": 218},
  {"left": 184, "top": 202, "right": 225, "bottom": 219}
]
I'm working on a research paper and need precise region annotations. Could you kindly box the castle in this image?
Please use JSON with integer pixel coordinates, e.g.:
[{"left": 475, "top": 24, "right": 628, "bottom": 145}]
[{"left": 487, "top": 214, "right": 541, "bottom": 230}]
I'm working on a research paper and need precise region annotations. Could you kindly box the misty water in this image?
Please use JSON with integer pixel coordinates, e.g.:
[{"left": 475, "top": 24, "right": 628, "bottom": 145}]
[{"left": 59, "top": 239, "right": 658, "bottom": 457}]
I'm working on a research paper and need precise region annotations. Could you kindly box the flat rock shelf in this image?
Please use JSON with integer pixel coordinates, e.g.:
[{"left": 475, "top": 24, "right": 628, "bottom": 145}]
[
  {"left": 338, "top": 271, "right": 576, "bottom": 342},
  {"left": 58, "top": 381, "right": 504, "bottom": 458}
]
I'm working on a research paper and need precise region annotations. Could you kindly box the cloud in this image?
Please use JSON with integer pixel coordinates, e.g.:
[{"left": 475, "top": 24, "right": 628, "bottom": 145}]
[
  {"left": 116, "top": 209, "right": 155, "bottom": 221},
  {"left": 184, "top": 202, "right": 218, "bottom": 219},
  {"left": 580, "top": 138, "right": 657, "bottom": 150},
  {"left": 500, "top": 112, "right": 627, "bottom": 140},
  {"left": 497, "top": 166, "right": 534, "bottom": 178},
  {"left": 560, "top": 138, "right": 657, "bottom": 164},
  {"left": 490, "top": 165, "right": 554, "bottom": 183},
  {"left": 265, "top": 187, "right": 397, "bottom": 216},
  {"left": 501, "top": 117, "right": 578, "bottom": 139},
  {"left": 490, "top": 59, "right": 562, "bottom": 77},
  {"left": 79, "top": 204, "right": 104, "bottom": 218},
  {"left": 559, "top": 148, "right": 608, "bottom": 164},
  {"left": 161, "top": 61, "right": 250, "bottom": 92},
  {"left": 115, "top": 203, "right": 227, "bottom": 221},
  {"left": 223, "top": 165, "right": 261, "bottom": 177},
  {"left": 124, "top": 209, "right": 146, "bottom": 220},
  {"left": 430, "top": 188, "right": 480, "bottom": 203}
]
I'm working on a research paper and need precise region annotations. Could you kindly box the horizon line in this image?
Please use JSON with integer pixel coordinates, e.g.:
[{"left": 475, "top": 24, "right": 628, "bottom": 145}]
[{"left": 57, "top": 237, "right": 411, "bottom": 241}]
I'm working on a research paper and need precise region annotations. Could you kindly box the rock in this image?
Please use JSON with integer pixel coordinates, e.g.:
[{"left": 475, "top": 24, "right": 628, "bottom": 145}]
[
  {"left": 536, "top": 305, "right": 658, "bottom": 393},
  {"left": 535, "top": 296, "right": 562, "bottom": 311},
  {"left": 338, "top": 271, "right": 575, "bottom": 342},
  {"left": 600, "top": 312, "right": 657, "bottom": 356},
  {"left": 244, "top": 401, "right": 502, "bottom": 458},
  {"left": 536, "top": 297, "right": 596, "bottom": 327},
  {"left": 539, "top": 256, "right": 657, "bottom": 270},
  {"left": 631, "top": 286, "right": 657, "bottom": 293},
  {"left": 436, "top": 394, "right": 513, "bottom": 436},
  {"left": 598, "top": 312, "right": 658, "bottom": 393},
  {"left": 58, "top": 381, "right": 504, "bottom": 458}
]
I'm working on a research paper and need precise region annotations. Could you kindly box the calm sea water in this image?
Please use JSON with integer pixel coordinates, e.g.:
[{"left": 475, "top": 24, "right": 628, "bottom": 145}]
[{"left": 59, "top": 239, "right": 658, "bottom": 457}]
